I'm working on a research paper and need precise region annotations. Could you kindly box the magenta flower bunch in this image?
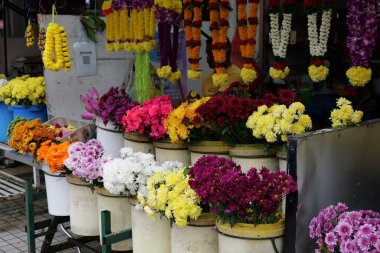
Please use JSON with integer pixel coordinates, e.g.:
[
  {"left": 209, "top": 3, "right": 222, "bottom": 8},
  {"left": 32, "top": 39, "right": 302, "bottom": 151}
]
[
  {"left": 189, "top": 155, "right": 297, "bottom": 226},
  {"left": 64, "top": 139, "right": 112, "bottom": 183},
  {"left": 309, "top": 203, "right": 380, "bottom": 253},
  {"left": 80, "top": 87, "right": 100, "bottom": 120},
  {"left": 122, "top": 95, "right": 173, "bottom": 139}
]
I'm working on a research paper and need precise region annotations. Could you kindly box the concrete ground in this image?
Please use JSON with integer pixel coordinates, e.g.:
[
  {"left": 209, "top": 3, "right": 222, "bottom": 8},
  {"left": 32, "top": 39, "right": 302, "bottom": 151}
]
[{"left": 0, "top": 163, "right": 100, "bottom": 253}]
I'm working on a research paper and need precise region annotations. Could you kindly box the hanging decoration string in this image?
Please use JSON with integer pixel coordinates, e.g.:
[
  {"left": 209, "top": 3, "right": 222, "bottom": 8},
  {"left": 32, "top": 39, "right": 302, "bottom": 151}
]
[
  {"left": 43, "top": 3, "right": 72, "bottom": 72},
  {"left": 304, "top": 0, "right": 334, "bottom": 83},
  {"left": 38, "top": 0, "right": 46, "bottom": 51},
  {"left": 25, "top": 0, "right": 35, "bottom": 47},
  {"left": 237, "top": 0, "right": 260, "bottom": 84}
]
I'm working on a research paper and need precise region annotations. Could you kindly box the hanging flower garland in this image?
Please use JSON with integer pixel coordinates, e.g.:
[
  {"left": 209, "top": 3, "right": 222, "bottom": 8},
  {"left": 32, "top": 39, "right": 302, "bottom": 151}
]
[
  {"left": 268, "top": 0, "right": 295, "bottom": 81},
  {"left": 346, "top": 0, "right": 379, "bottom": 87},
  {"left": 43, "top": 5, "right": 71, "bottom": 72},
  {"left": 237, "top": 0, "right": 260, "bottom": 84},
  {"left": 25, "top": 19, "right": 35, "bottom": 47},
  {"left": 184, "top": 0, "right": 202, "bottom": 80},
  {"left": 209, "top": 0, "right": 231, "bottom": 87},
  {"left": 37, "top": 1, "right": 46, "bottom": 51},
  {"left": 102, "top": 0, "right": 117, "bottom": 51},
  {"left": 155, "top": 0, "right": 183, "bottom": 83},
  {"left": 304, "top": 0, "right": 334, "bottom": 83}
]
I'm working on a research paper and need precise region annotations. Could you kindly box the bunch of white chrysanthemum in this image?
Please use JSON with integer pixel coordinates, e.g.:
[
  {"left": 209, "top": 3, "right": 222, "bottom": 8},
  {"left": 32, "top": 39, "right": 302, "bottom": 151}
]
[{"left": 103, "top": 147, "right": 183, "bottom": 197}]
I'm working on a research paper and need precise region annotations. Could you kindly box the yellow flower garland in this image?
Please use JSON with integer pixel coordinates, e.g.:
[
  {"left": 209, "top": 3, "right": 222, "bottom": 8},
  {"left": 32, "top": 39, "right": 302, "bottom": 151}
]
[
  {"left": 308, "top": 65, "right": 329, "bottom": 83},
  {"left": 269, "top": 66, "right": 290, "bottom": 81},
  {"left": 43, "top": 23, "right": 71, "bottom": 72},
  {"left": 25, "top": 19, "right": 35, "bottom": 47},
  {"left": 346, "top": 66, "right": 372, "bottom": 87},
  {"left": 114, "top": 10, "right": 122, "bottom": 51},
  {"left": 102, "top": 0, "right": 115, "bottom": 51}
]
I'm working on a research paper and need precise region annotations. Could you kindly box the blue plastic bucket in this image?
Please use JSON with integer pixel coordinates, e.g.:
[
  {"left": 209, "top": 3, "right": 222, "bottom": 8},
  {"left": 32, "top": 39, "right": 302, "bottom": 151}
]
[
  {"left": 0, "top": 102, "right": 13, "bottom": 143},
  {"left": 8, "top": 104, "right": 48, "bottom": 122}
]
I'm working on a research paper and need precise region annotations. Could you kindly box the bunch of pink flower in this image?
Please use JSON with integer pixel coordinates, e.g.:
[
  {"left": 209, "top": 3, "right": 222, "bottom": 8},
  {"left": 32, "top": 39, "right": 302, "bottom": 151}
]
[
  {"left": 122, "top": 95, "right": 173, "bottom": 139},
  {"left": 189, "top": 155, "right": 297, "bottom": 226},
  {"left": 309, "top": 203, "right": 380, "bottom": 253},
  {"left": 64, "top": 139, "right": 111, "bottom": 183}
]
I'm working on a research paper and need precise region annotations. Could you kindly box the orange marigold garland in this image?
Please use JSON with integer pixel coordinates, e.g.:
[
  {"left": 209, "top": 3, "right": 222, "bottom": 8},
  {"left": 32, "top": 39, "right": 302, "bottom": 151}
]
[
  {"left": 184, "top": 0, "right": 203, "bottom": 80},
  {"left": 238, "top": 0, "right": 260, "bottom": 84},
  {"left": 209, "top": 0, "right": 231, "bottom": 87}
]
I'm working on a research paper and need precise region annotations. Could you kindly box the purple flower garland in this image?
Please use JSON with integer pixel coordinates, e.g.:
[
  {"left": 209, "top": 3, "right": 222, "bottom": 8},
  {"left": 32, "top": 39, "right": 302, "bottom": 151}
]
[{"left": 346, "top": 0, "right": 379, "bottom": 68}]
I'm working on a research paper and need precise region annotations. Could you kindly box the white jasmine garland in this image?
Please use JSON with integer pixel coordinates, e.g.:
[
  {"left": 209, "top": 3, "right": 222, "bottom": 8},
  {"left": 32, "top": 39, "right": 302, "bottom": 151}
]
[
  {"left": 307, "top": 9, "right": 332, "bottom": 57},
  {"left": 270, "top": 13, "right": 293, "bottom": 59}
]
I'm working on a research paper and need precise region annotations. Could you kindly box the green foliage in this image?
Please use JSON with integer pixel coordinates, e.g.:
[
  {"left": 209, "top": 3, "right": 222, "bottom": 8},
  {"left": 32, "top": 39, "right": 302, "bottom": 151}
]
[
  {"left": 80, "top": 15, "right": 106, "bottom": 43},
  {"left": 6, "top": 117, "right": 29, "bottom": 137}
]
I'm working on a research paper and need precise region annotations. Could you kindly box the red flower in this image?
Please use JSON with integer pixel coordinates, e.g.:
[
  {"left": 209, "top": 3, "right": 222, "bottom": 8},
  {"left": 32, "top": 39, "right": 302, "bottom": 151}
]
[
  {"left": 273, "top": 62, "right": 287, "bottom": 70},
  {"left": 268, "top": 0, "right": 280, "bottom": 8},
  {"left": 304, "top": 0, "right": 318, "bottom": 6},
  {"left": 310, "top": 59, "right": 324, "bottom": 66}
]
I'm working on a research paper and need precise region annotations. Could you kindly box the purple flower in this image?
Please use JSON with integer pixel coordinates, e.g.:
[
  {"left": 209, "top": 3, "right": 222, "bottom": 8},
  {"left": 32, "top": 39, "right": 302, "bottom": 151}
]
[
  {"left": 336, "top": 221, "right": 353, "bottom": 237},
  {"left": 336, "top": 202, "right": 348, "bottom": 212},
  {"left": 359, "top": 224, "right": 374, "bottom": 235},
  {"left": 325, "top": 232, "right": 337, "bottom": 247}
]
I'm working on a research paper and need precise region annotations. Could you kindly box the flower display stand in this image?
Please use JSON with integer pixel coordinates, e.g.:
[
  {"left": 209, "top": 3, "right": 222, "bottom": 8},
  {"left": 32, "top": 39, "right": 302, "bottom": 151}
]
[
  {"left": 42, "top": 164, "right": 70, "bottom": 216},
  {"left": 171, "top": 213, "right": 218, "bottom": 253},
  {"left": 216, "top": 219, "right": 285, "bottom": 253},
  {"left": 229, "top": 144, "right": 279, "bottom": 173},
  {"left": 8, "top": 104, "right": 48, "bottom": 122},
  {"left": 96, "top": 118, "right": 124, "bottom": 157},
  {"left": 24, "top": 179, "right": 132, "bottom": 253},
  {"left": 188, "top": 141, "right": 231, "bottom": 165},
  {"left": 123, "top": 132, "right": 154, "bottom": 154},
  {"left": 130, "top": 198, "right": 171, "bottom": 253},
  {"left": 153, "top": 139, "right": 191, "bottom": 166},
  {"left": 0, "top": 102, "right": 13, "bottom": 143},
  {"left": 96, "top": 187, "right": 132, "bottom": 251},
  {"left": 66, "top": 175, "right": 99, "bottom": 236}
]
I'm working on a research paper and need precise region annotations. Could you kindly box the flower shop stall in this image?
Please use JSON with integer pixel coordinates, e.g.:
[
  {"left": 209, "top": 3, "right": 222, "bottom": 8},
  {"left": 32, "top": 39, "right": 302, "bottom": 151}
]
[{"left": 284, "top": 119, "right": 380, "bottom": 252}]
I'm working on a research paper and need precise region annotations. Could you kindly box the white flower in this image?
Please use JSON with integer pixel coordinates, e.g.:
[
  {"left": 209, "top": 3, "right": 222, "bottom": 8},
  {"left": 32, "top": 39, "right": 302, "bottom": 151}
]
[
  {"left": 120, "top": 147, "right": 134, "bottom": 158},
  {"left": 270, "top": 13, "right": 293, "bottom": 59},
  {"left": 161, "top": 161, "right": 184, "bottom": 172},
  {"left": 307, "top": 9, "right": 332, "bottom": 57}
]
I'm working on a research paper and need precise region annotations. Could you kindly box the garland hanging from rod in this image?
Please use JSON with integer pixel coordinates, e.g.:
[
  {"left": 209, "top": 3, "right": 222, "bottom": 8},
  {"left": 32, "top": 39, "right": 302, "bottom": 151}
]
[
  {"left": 37, "top": 0, "right": 46, "bottom": 51},
  {"left": 25, "top": 0, "right": 35, "bottom": 47},
  {"left": 268, "top": 0, "right": 295, "bottom": 82},
  {"left": 155, "top": 0, "right": 183, "bottom": 83},
  {"left": 346, "top": 0, "right": 379, "bottom": 87},
  {"left": 304, "top": 0, "right": 334, "bottom": 83},
  {"left": 184, "top": 0, "right": 202, "bottom": 80},
  {"left": 237, "top": 0, "right": 260, "bottom": 84}
]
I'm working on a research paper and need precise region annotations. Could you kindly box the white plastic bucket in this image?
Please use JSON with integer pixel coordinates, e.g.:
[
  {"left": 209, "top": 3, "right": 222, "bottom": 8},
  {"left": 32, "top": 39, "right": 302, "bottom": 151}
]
[
  {"left": 67, "top": 175, "right": 99, "bottom": 236},
  {"left": 130, "top": 200, "right": 171, "bottom": 253},
  {"left": 123, "top": 132, "right": 154, "bottom": 154},
  {"left": 188, "top": 141, "right": 231, "bottom": 165},
  {"left": 217, "top": 219, "right": 284, "bottom": 253},
  {"left": 153, "top": 139, "right": 191, "bottom": 166},
  {"left": 229, "top": 145, "right": 278, "bottom": 173},
  {"left": 96, "top": 118, "right": 124, "bottom": 157},
  {"left": 171, "top": 213, "right": 218, "bottom": 253},
  {"left": 43, "top": 164, "right": 70, "bottom": 216},
  {"left": 96, "top": 188, "right": 132, "bottom": 251}
]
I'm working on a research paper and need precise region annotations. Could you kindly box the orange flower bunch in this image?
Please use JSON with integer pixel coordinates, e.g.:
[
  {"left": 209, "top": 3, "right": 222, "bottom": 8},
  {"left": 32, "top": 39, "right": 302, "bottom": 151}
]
[
  {"left": 37, "top": 140, "right": 69, "bottom": 174},
  {"left": 184, "top": 0, "right": 203, "bottom": 80},
  {"left": 209, "top": 0, "right": 231, "bottom": 87},
  {"left": 8, "top": 119, "right": 56, "bottom": 156},
  {"left": 238, "top": 0, "right": 260, "bottom": 84}
]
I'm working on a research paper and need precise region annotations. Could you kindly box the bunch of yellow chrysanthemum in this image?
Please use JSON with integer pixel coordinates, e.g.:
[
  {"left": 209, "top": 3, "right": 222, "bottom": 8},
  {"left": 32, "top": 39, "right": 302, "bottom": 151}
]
[
  {"left": 330, "top": 97, "right": 363, "bottom": 128},
  {"left": 138, "top": 168, "right": 202, "bottom": 227},
  {"left": 164, "top": 97, "right": 210, "bottom": 143},
  {"left": 246, "top": 102, "right": 312, "bottom": 143},
  {"left": 0, "top": 76, "right": 45, "bottom": 106}
]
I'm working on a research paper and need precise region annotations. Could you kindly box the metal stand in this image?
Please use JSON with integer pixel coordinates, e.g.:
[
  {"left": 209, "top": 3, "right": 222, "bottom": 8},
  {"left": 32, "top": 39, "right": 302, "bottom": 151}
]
[{"left": 24, "top": 179, "right": 133, "bottom": 253}]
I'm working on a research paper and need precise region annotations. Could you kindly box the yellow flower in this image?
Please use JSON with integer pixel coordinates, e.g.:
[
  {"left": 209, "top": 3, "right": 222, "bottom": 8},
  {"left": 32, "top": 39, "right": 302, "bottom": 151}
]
[
  {"left": 157, "top": 66, "right": 173, "bottom": 79},
  {"left": 330, "top": 97, "right": 363, "bottom": 128},
  {"left": 269, "top": 66, "right": 290, "bottom": 81},
  {"left": 346, "top": 66, "right": 372, "bottom": 87},
  {"left": 308, "top": 65, "right": 329, "bottom": 82},
  {"left": 337, "top": 97, "right": 351, "bottom": 107},
  {"left": 211, "top": 73, "right": 229, "bottom": 88},
  {"left": 241, "top": 67, "right": 257, "bottom": 84},
  {"left": 188, "top": 70, "right": 202, "bottom": 80}
]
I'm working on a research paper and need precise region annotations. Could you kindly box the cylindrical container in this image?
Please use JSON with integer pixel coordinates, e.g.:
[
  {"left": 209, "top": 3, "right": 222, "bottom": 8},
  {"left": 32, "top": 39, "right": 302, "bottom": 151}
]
[
  {"left": 67, "top": 175, "right": 99, "bottom": 236},
  {"left": 153, "top": 139, "right": 190, "bottom": 166},
  {"left": 42, "top": 164, "right": 70, "bottom": 216},
  {"left": 96, "top": 118, "right": 123, "bottom": 157},
  {"left": 217, "top": 219, "right": 285, "bottom": 253},
  {"left": 124, "top": 132, "right": 154, "bottom": 154},
  {"left": 277, "top": 151, "right": 287, "bottom": 172},
  {"left": 229, "top": 144, "right": 278, "bottom": 173},
  {"left": 0, "top": 102, "right": 13, "bottom": 143},
  {"left": 171, "top": 212, "right": 218, "bottom": 253},
  {"left": 130, "top": 198, "right": 171, "bottom": 253},
  {"left": 95, "top": 187, "right": 132, "bottom": 251},
  {"left": 188, "top": 141, "right": 231, "bottom": 166},
  {"left": 8, "top": 104, "right": 48, "bottom": 122}
]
